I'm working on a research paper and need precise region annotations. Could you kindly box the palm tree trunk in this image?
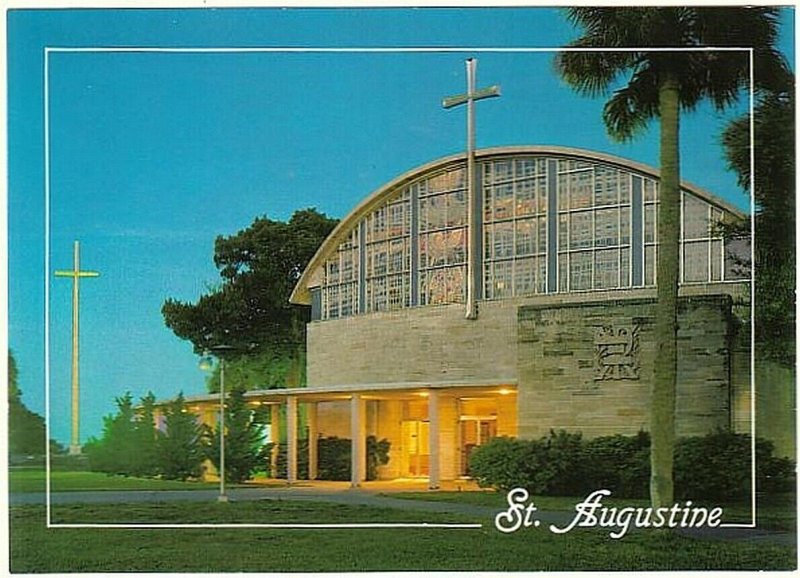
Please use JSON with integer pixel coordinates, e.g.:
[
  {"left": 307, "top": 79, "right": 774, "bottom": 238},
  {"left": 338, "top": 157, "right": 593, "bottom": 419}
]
[{"left": 651, "top": 70, "right": 681, "bottom": 509}]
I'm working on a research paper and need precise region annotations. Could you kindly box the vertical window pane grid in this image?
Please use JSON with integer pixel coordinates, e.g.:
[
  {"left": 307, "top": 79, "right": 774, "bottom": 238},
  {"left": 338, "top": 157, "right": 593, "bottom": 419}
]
[
  {"left": 556, "top": 162, "right": 632, "bottom": 292},
  {"left": 483, "top": 157, "right": 548, "bottom": 299},
  {"left": 321, "top": 228, "right": 360, "bottom": 320},
  {"left": 418, "top": 166, "right": 468, "bottom": 306},
  {"left": 680, "top": 191, "right": 729, "bottom": 284},
  {"left": 364, "top": 193, "right": 411, "bottom": 313},
  {"left": 642, "top": 178, "right": 659, "bottom": 287}
]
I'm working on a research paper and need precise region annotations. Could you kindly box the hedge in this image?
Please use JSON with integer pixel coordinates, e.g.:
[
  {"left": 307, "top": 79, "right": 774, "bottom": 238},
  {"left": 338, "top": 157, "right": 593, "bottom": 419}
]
[{"left": 469, "top": 430, "right": 794, "bottom": 501}]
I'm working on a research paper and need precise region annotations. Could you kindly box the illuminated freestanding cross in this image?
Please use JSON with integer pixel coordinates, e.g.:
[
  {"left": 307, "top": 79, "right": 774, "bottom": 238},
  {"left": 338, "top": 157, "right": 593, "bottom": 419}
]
[
  {"left": 55, "top": 240, "right": 100, "bottom": 455},
  {"left": 443, "top": 58, "right": 501, "bottom": 320}
]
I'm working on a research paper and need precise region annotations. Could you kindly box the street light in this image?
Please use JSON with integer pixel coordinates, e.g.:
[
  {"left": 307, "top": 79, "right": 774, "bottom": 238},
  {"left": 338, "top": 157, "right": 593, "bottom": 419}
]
[{"left": 200, "top": 348, "right": 231, "bottom": 503}]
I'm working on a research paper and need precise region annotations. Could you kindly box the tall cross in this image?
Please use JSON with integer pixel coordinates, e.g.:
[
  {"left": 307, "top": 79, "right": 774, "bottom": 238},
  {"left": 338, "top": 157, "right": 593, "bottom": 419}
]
[
  {"left": 55, "top": 240, "right": 100, "bottom": 455},
  {"left": 443, "top": 58, "right": 501, "bottom": 320}
]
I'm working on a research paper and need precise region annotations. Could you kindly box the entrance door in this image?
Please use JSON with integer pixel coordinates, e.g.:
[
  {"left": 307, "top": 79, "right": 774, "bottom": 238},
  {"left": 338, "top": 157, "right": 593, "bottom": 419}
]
[
  {"left": 401, "top": 420, "right": 429, "bottom": 477},
  {"left": 460, "top": 418, "right": 497, "bottom": 476}
]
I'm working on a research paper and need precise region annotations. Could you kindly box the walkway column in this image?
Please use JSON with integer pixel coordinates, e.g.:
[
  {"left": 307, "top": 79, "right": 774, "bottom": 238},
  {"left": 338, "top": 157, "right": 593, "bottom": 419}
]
[
  {"left": 350, "top": 394, "right": 366, "bottom": 487},
  {"left": 270, "top": 404, "right": 280, "bottom": 478},
  {"left": 287, "top": 396, "right": 298, "bottom": 484},
  {"left": 428, "top": 389, "right": 440, "bottom": 490},
  {"left": 307, "top": 402, "right": 318, "bottom": 480}
]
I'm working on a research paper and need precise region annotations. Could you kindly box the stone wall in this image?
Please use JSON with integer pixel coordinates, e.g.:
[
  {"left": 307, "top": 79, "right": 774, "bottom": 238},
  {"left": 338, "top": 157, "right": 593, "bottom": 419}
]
[
  {"left": 306, "top": 285, "right": 749, "bottom": 445},
  {"left": 307, "top": 300, "right": 519, "bottom": 387},
  {"left": 307, "top": 285, "right": 746, "bottom": 389},
  {"left": 517, "top": 295, "right": 733, "bottom": 440}
]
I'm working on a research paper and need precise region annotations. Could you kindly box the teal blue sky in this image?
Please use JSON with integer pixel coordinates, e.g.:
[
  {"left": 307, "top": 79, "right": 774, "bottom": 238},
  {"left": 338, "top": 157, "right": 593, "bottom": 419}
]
[{"left": 8, "top": 7, "right": 794, "bottom": 445}]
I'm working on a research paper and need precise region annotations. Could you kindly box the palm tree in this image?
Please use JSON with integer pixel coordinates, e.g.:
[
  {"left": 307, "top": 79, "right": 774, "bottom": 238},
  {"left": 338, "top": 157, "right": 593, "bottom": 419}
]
[
  {"left": 555, "top": 7, "right": 788, "bottom": 508},
  {"left": 723, "top": 86, "right": 795, "bottom": 365}
]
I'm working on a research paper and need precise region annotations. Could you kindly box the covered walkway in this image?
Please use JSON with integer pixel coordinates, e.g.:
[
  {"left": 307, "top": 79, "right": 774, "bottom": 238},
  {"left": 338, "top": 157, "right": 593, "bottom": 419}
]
[{"left": 176, "top": 380, "right": 517, "bottom": 489}]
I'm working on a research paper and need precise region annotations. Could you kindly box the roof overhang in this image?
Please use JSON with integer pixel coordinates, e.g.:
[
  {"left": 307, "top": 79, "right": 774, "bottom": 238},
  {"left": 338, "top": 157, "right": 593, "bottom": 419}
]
[{"left": 176, "top": 379, "right": 518, "bottom": 407}]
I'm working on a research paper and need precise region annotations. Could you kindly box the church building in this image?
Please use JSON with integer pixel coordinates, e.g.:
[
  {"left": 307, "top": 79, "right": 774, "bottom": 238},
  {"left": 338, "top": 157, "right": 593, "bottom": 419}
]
[{"left": 182, "top": 145, "right": 753, "bottom": 489}]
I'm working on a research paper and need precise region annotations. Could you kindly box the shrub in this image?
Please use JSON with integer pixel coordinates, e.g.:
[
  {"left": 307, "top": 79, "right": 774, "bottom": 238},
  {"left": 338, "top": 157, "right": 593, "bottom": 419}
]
[
  {"left": 367, "top": 436, "right": 391, "bottom": 480},
  {"left": 275, "top": 435, "right": 390, "bottom": 481},
  {"left": 317, "top": 436, "right": 351, "bottom": 480},
  {"left": 468, "top": 436, "right": 539, "bottom": 492},
  {"left": 540, "top": 430, "right": 589, "bottom": 496},
  {"left": 469, "top": 432, "right": 588, "bottom": 494},
  {"left": 674, "top": 430, "right": 796, "bottom": 501},
  {"left": 470, "top": 429, "right": 794, "bottom": 502},
  {"left": 583, "top": 431, "right": 650, "bottom": 498}
]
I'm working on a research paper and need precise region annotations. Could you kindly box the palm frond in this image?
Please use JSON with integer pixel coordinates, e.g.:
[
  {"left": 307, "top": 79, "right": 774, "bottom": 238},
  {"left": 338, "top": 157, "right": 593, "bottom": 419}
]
[
  {"left": 554, "top": 49, "right": 638, "bottom": 97},
  {"left": 557, "top": 6, "right": 790, "bottom": 135},
  {"left": 564, "top": 7, "right": 663, "bottom": 47},
  {"left": 601, "top": 70, "right": 659, "bottom": 142},
  {"left": 692, "top": 7, "right": 790, "bottom": 94}
]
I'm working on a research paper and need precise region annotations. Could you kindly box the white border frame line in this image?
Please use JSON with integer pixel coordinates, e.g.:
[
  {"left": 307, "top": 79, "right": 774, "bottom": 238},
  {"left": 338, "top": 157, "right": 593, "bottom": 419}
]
[
  {"left": 44, "top": 44, "right": 757, "bottom": 530},
  {"left": 46, "top": 46, "right": 752, "bottom": 52},
  {"left": 750, "top": 45, "right": 756, "bottom": 527},
  {"left": 749, "top": 45, "right": 757, "bottom": 528},
  {"left": 51, "top": 522, "right": 483, "bottom": 529},
  {"left": 43, "top": 41, "right": 53, "bottom": 524}
]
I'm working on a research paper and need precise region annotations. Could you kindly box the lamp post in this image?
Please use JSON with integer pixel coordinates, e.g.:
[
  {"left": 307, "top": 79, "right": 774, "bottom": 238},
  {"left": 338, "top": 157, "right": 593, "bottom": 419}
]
[{"left": 200, "top": 349, "right": 230, "bottom": 503}]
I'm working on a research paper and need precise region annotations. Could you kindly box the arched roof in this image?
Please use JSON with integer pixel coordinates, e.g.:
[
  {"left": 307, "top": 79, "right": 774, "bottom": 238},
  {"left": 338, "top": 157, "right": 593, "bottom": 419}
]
[{"left": 290, "top": 145, "right": 745, "bottom": 305}]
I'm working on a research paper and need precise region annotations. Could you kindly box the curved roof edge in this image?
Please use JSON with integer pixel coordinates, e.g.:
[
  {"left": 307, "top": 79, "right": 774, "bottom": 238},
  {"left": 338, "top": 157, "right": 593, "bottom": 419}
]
[{"left": 290, "top": 145, "right": 747, "bottom": 305}]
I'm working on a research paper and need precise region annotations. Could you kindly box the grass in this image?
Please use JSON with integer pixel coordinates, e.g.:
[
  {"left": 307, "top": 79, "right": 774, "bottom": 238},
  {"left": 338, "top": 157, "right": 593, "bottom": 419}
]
[
  {"left": 8, "top": 467, "right": 261, "bottom": 493},
  {"left": 10, "top": 500, "right": 796, "bottom": 572},
  {"left": 389, "top": 491, "right": 797, "bottom": 531}
]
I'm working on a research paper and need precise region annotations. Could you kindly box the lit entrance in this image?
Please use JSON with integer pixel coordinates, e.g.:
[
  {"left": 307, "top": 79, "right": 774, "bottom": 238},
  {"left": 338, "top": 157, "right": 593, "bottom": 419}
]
[
  {"left": 460, "top": 416, "right": 497, "bottom": 476},
  {"left": 401, "top": 420, "right": 429, "bottom": 477}
]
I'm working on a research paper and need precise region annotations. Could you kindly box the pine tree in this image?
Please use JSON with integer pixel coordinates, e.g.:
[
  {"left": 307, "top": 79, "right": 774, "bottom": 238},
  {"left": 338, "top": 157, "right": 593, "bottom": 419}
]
[
  {"left": 131, "top": 391, "right": 162, "bottom": 477},
  {"left": 85, "top": 392, "right": 138, "bottom": 475},
  {"left": 206, "top": 387, "right": 268, "bottom": 483},
  {"left": 158, "top": 392, "right": 207, "bottom": 480}
]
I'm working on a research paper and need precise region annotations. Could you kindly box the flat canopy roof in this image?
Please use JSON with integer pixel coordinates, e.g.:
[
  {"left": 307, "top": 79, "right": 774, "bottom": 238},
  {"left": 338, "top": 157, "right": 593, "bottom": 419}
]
[{"left": 175, "top": 379, "right": 518, "bottom": 407}]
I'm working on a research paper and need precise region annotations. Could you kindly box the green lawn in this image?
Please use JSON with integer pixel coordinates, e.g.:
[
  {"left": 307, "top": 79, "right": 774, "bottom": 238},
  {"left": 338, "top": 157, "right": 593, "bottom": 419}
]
[
  {"left": 10, "top": 501, "right": 796, "bottom": 572},
  {"left": 389, "top": 491, "right": 797, "bottom": 531},
  {"left": 8, "top": 467, "right": 237, "bottom": 493}
]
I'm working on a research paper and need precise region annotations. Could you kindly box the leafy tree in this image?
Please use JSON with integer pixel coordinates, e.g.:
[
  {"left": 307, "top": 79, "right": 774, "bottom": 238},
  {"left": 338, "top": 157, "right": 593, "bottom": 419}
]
[
  {"left": 8, "top": 351, "right": 58, "bottom": 457},
  {"left": 206, "top": 386, "right": 268, "bottom": 483},
  {"left": 158, "top": 392, "right": 207, "bottom": 480},
  {"left": 722, "top": 87, "right": 795, "bottom": 365},
  {"left": 555, "top": 7, "right": 788, "bottom": 507},
  {"left": 8, "top": 351, "right": 43, "bottom": 455},
  {"left": 204, "top": 349, "right": 303, "bottom": 394},
  {"left": 162, "top": 209, "right": 338, "bottom": 392},
  {"left": 8, "top": 350, "right": 19, "bottom": 399}
]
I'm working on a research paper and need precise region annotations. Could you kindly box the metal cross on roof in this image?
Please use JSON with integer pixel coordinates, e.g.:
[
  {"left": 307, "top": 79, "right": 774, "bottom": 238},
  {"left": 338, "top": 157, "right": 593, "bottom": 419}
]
[{"left": 442, "top": 58, "right": 501, "bottom": 320}]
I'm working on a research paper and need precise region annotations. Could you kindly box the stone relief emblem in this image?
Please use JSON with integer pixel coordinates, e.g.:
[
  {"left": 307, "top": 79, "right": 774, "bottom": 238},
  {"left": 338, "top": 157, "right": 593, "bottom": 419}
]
[{"left": 594, "top": 324, "right": 640, "bottom": 381}]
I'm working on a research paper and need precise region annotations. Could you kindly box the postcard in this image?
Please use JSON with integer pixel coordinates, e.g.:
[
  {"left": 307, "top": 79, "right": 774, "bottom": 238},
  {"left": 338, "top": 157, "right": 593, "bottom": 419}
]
[{"left": 6, "top": 3, "right": 796, "bottom": 575}]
